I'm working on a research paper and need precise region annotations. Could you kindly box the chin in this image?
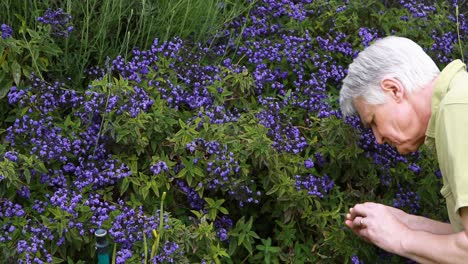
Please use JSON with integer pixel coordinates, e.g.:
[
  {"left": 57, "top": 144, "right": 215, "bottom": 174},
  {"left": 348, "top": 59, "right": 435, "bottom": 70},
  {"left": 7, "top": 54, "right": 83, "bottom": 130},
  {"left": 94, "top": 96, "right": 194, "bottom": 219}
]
[{"left": 396, "top": 145, "right": 418, "bottom": 155}]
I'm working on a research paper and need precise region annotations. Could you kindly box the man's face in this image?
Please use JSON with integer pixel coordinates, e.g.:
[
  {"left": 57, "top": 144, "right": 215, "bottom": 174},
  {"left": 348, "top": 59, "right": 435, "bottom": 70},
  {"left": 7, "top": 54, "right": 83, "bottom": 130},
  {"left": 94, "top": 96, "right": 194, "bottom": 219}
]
[{"left": 353, "top": 97, "right": 426, "bottom": 155}]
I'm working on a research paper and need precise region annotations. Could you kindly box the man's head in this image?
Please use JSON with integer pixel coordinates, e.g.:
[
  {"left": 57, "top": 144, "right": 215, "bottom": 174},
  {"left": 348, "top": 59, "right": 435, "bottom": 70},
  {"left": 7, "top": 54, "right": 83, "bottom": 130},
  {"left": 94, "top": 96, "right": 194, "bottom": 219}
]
[{"left": 339, "top": 36, "right": 440, "bottom": 154}]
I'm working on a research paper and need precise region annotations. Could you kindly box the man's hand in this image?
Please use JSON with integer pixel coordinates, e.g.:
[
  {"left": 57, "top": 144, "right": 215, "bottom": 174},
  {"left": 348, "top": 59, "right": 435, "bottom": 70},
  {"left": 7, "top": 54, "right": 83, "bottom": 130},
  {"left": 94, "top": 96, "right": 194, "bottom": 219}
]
[{"left": 345, "top": 202, "right": 410, "bottom": 254}]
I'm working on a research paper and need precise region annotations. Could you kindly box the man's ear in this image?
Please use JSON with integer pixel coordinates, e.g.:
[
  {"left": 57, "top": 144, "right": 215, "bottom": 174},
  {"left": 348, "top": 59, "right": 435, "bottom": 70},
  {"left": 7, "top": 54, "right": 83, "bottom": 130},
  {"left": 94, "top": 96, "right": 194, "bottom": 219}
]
[{"left": 380, "top": 78, "right": 404, "bottom": 102}]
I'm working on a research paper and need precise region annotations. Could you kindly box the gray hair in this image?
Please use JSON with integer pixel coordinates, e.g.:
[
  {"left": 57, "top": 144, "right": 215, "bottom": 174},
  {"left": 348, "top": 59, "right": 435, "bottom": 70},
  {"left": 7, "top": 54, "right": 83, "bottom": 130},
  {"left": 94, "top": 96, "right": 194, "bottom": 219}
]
[{"left": 339, "top": 36, "right": 440, "bottom": 117}]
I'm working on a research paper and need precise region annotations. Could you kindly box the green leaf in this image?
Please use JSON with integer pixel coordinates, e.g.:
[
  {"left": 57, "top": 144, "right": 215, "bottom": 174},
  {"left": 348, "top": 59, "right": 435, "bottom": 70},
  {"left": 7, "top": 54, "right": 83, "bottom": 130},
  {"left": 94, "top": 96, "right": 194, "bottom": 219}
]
[
  {"left": 40, "top": 43, "right": 62, "bottom": 56},
  {"left": 11, "top": 61, "right": 21, "bottom": 86},
  {"left": 0, "top": 77, "right": 12, "bottom": 99},
  {"left": 120, "top": 177, "right": 130, "bottom": 195},
  {"left": 24, "top": 169, "right": 31, "bottom": 184},
  {"left": 218, "top": 206, "right": 229, "bottom": 215},
  {"left": 141, "top": 184, "right": 150, "bottom": 200},
  {"left": 51, "top": 256, "right": 65, "bottom": 264}
]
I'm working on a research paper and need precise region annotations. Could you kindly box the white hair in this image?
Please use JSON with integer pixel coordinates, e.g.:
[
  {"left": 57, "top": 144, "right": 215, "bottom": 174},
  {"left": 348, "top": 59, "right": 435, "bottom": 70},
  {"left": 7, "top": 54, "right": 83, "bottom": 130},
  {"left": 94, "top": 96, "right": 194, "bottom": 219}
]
[{"left": 339, "top": 36, "right": 440, "bottom": 117}]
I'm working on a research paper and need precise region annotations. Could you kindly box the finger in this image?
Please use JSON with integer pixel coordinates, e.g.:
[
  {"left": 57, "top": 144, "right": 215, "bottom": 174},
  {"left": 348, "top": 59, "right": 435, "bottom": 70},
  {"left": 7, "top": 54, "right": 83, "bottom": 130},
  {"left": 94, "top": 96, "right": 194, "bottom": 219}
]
[
  {"left": 345, "top": 219, "right": 362, "bottom": 236},
  {"left": 352, "top": 216, "right": 366, "bottom": 229},
  {"left": 345, "top": 219, "right": 355, "bottom": 229},
  {"left": 350, "top": 204, "right": 369, "bottom": 218}
]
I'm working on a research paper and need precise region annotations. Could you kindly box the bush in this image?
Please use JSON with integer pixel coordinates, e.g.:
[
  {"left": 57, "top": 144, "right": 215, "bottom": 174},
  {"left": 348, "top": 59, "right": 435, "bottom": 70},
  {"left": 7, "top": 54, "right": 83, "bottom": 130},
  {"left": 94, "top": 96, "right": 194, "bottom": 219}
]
[{"left": 0, "top": 0, "right": 466, "bottom": 263}]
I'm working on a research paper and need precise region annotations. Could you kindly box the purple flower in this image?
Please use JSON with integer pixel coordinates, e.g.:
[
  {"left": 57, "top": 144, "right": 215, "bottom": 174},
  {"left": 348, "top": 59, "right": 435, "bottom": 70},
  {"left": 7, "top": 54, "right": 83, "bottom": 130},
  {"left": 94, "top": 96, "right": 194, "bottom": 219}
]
[
  {"left": 408, "top": 163, "right": 421, "bottom": 174},
  {"left": 358, "top": 27, "right": 379, "bottom": 47},
  {"left": 393, "top": 186, "right": 420, "bottom": 214},
  {"left": 37, "top": 8, "right": 73, "bottom": 38},
  {"left": 1, "top": 23, "right": 12, "bottom": 39},
  {"left": 294, "top": 174, "right": 334, "bottom": 198},
  {"left": 17, "top": 186, "right": 30, "bottom": 199},
  {"left": 152, "top": 241, "right": 181, "bottom": 263},
  {"left": 351, "top": 255, "right": 364, "bottom": 264},
  {"left": 4, "top": 151, "right": 18, "bottom": 162},
  {"left": 177, "top": 180, "right": 205, "bottom": 210},
  {"left": 116, "top": 249, "right": 133, "bottom": 264},
  {"left": 108, "top": 204, "right": 161, "bottom": 249},
  {"left": 150, "top": 161, "right": 169, "bottom": 175},
  {"left": 217, "top": 228, "right": 228, "bottom": 241},
  {"left": 84, "top": 193, "right": 117, "bottom": 227},
  {"left": 304, "top": 159, "right": 314, "bottom": 169}
]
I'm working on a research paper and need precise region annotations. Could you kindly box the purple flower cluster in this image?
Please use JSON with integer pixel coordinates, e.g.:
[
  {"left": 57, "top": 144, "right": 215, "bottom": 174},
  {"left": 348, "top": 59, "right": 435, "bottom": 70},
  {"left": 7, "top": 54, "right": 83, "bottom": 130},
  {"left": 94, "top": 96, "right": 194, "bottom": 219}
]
[
  {"left": 0, "top": 198, "right": 25, "bottom": 243},
  {"left": 150, "top": 161, "right": 169, "bottom": 175},
  {"left": 214, "top": 215, "right": 233, "bottom": 241},
  {"left": 110, "top": 40, "right": 228, "bottom": 116},
  {"left": 398, "top": 0, "right": 436, "bottom": 18},
  {"left": 257, "top": 106, "right": 308, "bottom": 154},
  {"left": 0, "top": 198, "right": 25, "bottom": 218},
  {"left": 316, "top": 31, "right": 354, "bottom": 57},
  {"left": 116, "top": 248, "right": 133, "bottom": 264},
  {"left": 37, "top": 8, "right": 73, "bottom": 37},
  {"left": 294, "top": 174, "right": 334, "bottom": 198},
  {"left": 83, "top": 85, "right": 153, "bottom": 118},
  {"left": 85, "top": 65, "right": 106, "bottom": 80},
  {"left": 7, "top": 115, "right": 71, "bottom": 163},
  {"left": 7, "top": 86, "right": 27, "bottom": 105},
  {"left": 72, "top": 154, "right": 132, "bottom": 190},
  {"left": 17, "top": 220, "right": 54, "bottom": 264},
  {"left": 152, "top": 241, "right": 182, "bottom": 263},
  {"left": 431, "top": 31, "right": 457, "bottom": 63},
  {"left": 358, "top": 27, "right": 379, "bottom": 47},
  {"left": 17, "top": 185, "right": 31, "bottom": 199},
  {"left": 336, "top": 0, "right": 350, "bottom": 13},
  {"left": 392, "top": 186, "right": 421, "bottom": 214},
  {"left": 193, "top": 105, "right": 240, "bottom": 126},
  {"left": 4, "top": 150, "right": 18, "bottom": 162},
  {"left": 229, "top": 0, "right": 314, "bottom": 39},
  {"left": 8, "top": 77, "right": 82, "bottom": 114},
  {"left": 351, "top": 255, "right": 364, "bottom": 264},
  {"left": 176, "top": 180, "right": 205, "bottom": 210},
  {"left": 226, "top": 13, "right": 350, "bottom": 150},
  {"left": 50, "top": 188, "right": 81, "bottom": 216},
  {"left": 109, "top": 202, "right": 161, "bottom": 249},
  {"left": 84, "top": 193, "right": 117, "bottom": 227},
  {"left": 32, "top": 199, "right": 48, "bottom": 214},
  {"left": 6, "top": 79, "right": 135, "bottom": 192},
  {"left": 1, "top": 222, "right": 15, "bottom": 242},
  {"left": 304, "top": 159, "right": 314, "bottom": 169},
  {"left": 408, "top": 163, "right": 421, "bottom": 174},
  {"left": 1, "top": 23, "right": 12, "bottom": 39},
  {"left": 185, "top": 138, "right": 261, "bottom": 207}
]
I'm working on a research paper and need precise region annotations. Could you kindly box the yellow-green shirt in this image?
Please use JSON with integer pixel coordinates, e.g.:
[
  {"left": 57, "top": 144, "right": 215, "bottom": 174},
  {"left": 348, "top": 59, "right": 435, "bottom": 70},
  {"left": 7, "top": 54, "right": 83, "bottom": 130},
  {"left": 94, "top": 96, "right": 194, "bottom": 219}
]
[{"left": 425, "top": 59, "right": 468, "bottom": 232}]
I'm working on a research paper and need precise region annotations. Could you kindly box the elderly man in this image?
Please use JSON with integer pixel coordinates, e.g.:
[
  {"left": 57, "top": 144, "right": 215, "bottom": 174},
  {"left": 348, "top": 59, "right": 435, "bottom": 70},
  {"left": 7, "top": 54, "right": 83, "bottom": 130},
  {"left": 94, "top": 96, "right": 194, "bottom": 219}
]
[{"left": 339, "top": 36, "right": 468, "bottom": 263}]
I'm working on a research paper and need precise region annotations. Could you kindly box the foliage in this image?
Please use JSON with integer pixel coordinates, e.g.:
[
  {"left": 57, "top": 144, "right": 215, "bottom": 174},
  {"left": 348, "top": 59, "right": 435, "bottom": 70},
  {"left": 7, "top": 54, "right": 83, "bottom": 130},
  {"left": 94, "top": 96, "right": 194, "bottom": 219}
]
[{"left": 1, "top": 0, "right": 467, "bottom": 263}]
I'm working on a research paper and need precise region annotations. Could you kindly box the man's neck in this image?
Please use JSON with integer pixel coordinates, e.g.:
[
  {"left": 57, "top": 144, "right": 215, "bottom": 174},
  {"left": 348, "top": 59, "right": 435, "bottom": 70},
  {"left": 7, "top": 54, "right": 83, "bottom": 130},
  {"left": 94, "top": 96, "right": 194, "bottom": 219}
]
[{"left": 408, "top": 78, "right": 437, "bottom": 137}]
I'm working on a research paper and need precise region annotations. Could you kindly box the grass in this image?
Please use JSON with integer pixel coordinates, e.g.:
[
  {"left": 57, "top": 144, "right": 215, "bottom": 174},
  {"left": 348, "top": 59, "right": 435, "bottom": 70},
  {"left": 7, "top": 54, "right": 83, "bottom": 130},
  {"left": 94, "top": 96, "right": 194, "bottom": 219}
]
[{"left": 1, "top": 0, "right": 254, "bottom": 86}]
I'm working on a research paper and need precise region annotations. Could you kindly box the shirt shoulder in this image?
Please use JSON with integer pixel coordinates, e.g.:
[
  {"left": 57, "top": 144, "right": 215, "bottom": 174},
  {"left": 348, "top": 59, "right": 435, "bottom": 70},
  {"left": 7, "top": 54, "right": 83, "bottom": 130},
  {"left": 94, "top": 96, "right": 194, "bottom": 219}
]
[
  {"left": 435, "top": 102, "right": 468, "bottom": 217},
  {"left": 442, "top": 70, "right": 468, "bottom": 105}
]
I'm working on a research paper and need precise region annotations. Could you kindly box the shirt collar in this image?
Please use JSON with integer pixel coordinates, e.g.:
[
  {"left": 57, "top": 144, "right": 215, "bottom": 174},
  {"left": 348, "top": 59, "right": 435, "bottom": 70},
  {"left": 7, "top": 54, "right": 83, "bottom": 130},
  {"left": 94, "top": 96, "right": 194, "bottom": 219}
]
[{"left": 425, "top": 59, "right": 466, "bottom": 139}]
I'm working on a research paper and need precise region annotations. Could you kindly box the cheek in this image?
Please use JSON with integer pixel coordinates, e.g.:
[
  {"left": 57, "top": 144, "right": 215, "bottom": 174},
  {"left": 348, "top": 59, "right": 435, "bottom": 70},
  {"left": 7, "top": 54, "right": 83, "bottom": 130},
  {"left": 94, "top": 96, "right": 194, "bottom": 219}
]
[{"left": 396, "top": 108, "right": 415, "bottom": 132}]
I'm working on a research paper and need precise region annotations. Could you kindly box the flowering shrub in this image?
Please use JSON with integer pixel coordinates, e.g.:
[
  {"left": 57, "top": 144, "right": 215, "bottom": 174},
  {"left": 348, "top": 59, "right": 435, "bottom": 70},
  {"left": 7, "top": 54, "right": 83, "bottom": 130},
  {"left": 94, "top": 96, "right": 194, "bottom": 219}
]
[{"left": 0, "top": 1, "right": 466, "bottom": 263}]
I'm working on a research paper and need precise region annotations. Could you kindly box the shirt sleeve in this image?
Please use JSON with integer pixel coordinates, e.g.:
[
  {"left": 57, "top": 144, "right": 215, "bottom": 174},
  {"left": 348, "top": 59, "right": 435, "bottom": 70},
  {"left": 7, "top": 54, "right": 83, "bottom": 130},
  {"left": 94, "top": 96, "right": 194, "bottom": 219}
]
[{"left": 436, "top": 103, "right": 468, "bottom": 215}]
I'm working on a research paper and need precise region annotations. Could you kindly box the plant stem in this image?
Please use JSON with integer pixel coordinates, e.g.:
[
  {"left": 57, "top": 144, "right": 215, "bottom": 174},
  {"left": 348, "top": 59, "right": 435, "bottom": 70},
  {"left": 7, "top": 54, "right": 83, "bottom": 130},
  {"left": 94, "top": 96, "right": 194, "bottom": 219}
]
[{"left": 456, "top": 5, "right": 465, "bottom": 62}]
